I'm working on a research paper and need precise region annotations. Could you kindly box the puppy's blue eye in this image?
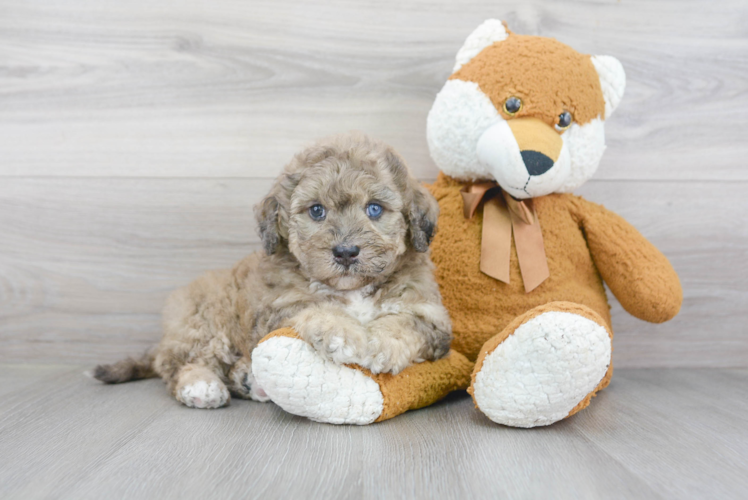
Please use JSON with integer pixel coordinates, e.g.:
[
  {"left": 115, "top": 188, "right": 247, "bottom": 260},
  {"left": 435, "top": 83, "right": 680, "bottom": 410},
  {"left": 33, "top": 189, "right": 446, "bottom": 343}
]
[
  {"left": 366, "top": 203, "right": 383, "bottom": 219},
  {"left": 309, "top": 204, "right": 326, "bottom": 221}
]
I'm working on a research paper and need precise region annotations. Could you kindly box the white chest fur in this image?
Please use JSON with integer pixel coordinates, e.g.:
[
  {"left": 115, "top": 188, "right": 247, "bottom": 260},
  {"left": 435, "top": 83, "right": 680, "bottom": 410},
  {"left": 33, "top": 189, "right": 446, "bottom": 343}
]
[
  {"left": 309, "top": 281, "right": 401, "bottom": 325},
  {"left": 343, "top": 290, "right": 380, "bottom": 325}
]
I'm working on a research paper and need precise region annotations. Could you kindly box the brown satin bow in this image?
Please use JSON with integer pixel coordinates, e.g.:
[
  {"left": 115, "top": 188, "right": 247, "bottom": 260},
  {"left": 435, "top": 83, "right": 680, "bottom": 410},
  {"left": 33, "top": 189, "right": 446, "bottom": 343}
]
[{"left": 461, "top": 182, "right": 550, "bottom": 293}]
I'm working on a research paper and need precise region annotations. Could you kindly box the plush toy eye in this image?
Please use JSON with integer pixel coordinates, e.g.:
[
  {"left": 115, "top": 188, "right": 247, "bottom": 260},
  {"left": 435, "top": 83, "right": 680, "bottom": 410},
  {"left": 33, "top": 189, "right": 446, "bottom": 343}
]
[
  {"left": 308, "top": 204, "right": 326, "bottom": 221},
  {"left": 366, "top": 203, "right": 383, "bottom": 219},
  {"left": 556, "top": 111, "right": 573, "bottom": 131},
  {"left": 503, "top": 96, "right": 522, "bottom": 116}
]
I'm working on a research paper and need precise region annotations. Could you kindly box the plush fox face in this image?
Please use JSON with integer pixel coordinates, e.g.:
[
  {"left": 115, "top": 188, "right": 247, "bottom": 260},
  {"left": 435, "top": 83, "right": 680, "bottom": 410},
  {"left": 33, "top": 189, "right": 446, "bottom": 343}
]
[{"left": 427, "top": 19, "right": 626, "bottom": 199}]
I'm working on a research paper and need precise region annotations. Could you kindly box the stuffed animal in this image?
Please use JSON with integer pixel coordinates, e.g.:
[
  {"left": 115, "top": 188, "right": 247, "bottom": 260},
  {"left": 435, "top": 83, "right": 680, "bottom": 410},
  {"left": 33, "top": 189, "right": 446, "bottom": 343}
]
[{"left": 251, "top": 19, "right": 682, "bottom": 427}]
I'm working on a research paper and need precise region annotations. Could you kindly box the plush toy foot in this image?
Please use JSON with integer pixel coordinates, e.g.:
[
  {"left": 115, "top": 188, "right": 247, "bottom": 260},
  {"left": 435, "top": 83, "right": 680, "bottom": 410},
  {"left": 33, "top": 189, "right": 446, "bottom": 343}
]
[
  {"left": 469, "top": 302, "right": 613, "bottom": 428},
  {"left": 251, "top": 328, "right": 473, "bottom": 425}
]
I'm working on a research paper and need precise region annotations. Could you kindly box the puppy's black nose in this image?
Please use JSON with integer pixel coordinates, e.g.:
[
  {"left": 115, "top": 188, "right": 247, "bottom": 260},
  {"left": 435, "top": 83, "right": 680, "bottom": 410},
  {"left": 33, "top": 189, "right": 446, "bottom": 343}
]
[{"left": 332, "top": 245, "right": 360, "bottom": 267}]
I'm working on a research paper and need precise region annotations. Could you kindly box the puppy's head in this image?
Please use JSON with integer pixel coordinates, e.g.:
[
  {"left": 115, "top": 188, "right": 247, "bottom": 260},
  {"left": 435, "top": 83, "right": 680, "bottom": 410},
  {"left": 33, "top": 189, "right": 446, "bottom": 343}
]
[{"left": 256, "top": 132, "right": 438, "bottom": 290}]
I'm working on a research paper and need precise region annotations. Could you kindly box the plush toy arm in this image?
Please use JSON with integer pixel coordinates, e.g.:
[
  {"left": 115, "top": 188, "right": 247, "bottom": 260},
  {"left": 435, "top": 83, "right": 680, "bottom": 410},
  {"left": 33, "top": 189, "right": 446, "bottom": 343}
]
[
  {"left": 251, "top": 328, "right": 473, "bottom": 424},
  {"left": 575, "top": 197, "right": 682, "bottom": 323}
]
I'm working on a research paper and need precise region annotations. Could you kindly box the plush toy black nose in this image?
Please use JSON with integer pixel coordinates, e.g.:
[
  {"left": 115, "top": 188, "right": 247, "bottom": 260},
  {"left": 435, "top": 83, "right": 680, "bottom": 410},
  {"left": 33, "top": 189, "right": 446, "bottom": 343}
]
[
  {"left": 332, "top": 245, "right": 360, "bottom": 267},
  {"left": 521, "top": 150, "right": 555, "bottom": 176}
]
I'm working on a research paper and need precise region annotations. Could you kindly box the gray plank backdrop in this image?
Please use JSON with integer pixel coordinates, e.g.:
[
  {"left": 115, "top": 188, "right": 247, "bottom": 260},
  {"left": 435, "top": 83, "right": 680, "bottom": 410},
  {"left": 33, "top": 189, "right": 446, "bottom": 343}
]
[{"left": 1, "top": 0, "right": 746, "bottom": 367}]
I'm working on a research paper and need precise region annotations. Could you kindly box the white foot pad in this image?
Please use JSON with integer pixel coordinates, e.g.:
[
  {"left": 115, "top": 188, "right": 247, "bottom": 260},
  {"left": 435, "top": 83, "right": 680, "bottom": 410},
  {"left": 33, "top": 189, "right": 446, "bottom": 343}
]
[
  {"left": 252, "top": 336, "right": 384, "bottom": 425},
  {"left": 473, "top": 312, "right": 611, "bottom": 427},
  {"left": 178, "top": 380, "right": 230, "bottom": 409}
]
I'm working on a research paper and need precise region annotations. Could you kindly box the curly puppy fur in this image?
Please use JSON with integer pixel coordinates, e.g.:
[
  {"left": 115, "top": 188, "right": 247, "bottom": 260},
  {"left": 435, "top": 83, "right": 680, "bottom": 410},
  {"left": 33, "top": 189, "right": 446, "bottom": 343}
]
[{"left": 92, "top": 132, "right": 452, "bottom": 409}]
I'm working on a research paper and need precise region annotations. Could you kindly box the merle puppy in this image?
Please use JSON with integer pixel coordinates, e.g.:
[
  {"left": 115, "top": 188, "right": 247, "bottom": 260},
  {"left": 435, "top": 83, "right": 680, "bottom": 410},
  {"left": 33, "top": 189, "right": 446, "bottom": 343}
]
[{"left": 92, "top": 132, "right": 452, "bottom": 409}]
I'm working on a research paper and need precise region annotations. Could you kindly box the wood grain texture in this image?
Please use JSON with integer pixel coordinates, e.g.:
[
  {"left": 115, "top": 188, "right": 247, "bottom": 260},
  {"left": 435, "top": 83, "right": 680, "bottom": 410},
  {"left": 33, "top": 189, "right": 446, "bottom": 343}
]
[
  {"left": 1, "top": 177, "right": 746, "bottom": 366},
  {"left": 1, "top": 0, "right": 746, "bottom": 365},
  {"left": 0, "top": 367, "right": 746, "bottom": 499},
  {"left": 0, "top": 363, "right": 72, "bottom": 398},
  {"left": 0, "top": 0, "right": 747, "bottom": 180},
  {"left": 574, "top": 369, "right": 748, "bottom": 499}
]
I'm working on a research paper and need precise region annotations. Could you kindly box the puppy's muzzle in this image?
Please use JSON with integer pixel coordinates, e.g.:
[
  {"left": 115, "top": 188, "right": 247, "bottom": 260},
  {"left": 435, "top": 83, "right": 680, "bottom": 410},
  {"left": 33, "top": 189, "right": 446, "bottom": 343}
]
[{"left": 332, "top": 244, "right": 360, "bottom": 268}]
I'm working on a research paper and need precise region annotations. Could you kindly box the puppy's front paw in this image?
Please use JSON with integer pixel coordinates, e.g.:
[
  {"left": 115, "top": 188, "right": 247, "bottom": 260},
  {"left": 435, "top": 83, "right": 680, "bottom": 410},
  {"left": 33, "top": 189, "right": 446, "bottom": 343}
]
[
  {"left": 365, "top": 338, "right": 412, "bottom": 375},
  {"left": 299, "top": 328, "right": 369, "bottom": 368},
  {"left": 324, "top": 333, "right": 369, "bottom": 366},
  {"left": 310, "top": 332, "right": 371, "bottom": 368},
  {"left": 292, "top": 308, "right": 373, "bottom": 368},
  {"left": 309, "top": 333, "right": 411, "bottom": 375},
  {"left": 177, "top": 380, "right": 230, "bottom": 409}
]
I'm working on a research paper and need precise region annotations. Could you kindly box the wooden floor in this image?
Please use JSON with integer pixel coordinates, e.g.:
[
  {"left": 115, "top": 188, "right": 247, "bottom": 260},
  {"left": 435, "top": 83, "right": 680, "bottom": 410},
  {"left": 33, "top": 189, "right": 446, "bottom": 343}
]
[{"left": 1, "top": 366, "right": 746, "bottom": 500}]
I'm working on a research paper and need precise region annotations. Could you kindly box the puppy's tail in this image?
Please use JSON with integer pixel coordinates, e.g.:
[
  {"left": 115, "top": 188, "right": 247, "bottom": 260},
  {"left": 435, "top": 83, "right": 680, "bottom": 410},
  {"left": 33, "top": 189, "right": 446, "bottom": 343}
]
[{"left": 88, "top": 348, "right": 157, "bottom": 384}]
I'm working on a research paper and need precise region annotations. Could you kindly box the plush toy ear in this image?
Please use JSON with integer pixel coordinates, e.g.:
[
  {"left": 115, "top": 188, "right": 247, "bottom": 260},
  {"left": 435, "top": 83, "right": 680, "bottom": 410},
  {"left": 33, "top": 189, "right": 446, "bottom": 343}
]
[
  {"left": 453, "top": 19, "right": 509, "bottom": 73},
  {"left": 590, "top": 55, "right": 626, "bottom": 118}
]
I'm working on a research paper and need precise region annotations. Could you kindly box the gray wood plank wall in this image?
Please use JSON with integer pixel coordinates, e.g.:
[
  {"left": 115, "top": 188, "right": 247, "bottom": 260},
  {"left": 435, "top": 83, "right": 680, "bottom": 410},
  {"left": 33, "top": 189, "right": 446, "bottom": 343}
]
[{"left": 1, "top": 0, "right": 746, "bottom": 366}]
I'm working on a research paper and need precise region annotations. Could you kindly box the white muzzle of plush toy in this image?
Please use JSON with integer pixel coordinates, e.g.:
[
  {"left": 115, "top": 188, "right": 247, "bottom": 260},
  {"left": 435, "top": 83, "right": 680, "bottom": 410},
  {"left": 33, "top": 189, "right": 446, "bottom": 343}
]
[{"left": 476, "top": 117, "right": 572, "bottom": 200}]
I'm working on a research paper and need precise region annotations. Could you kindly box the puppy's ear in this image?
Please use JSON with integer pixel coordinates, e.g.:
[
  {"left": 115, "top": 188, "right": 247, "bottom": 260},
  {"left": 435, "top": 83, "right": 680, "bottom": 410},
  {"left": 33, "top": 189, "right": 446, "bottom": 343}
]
[
  {"left": 384, "top": 149, "right": 439, "bottom": 252},
  {"left": 255, "top": 173, "right": 297, "bottom": 255},
  {"left": 407, "top": 181, "right": 439, "bottom": 252},
  {"left": 256, "top": 194, "right": 282, "bottom": 255}
]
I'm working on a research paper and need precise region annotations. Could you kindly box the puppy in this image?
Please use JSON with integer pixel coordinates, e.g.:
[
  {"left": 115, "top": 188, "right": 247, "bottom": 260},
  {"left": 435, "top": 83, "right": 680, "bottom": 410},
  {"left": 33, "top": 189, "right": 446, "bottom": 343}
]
[{"left": 92, "top": 132, "right": 452, "bottom": 409}]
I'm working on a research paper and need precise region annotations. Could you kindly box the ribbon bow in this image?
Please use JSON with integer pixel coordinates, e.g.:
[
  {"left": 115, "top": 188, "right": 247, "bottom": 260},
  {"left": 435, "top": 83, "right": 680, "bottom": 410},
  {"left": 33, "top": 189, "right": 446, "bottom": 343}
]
[{"left": 461, "top": 182, "right": 550, "bottom": 293}]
